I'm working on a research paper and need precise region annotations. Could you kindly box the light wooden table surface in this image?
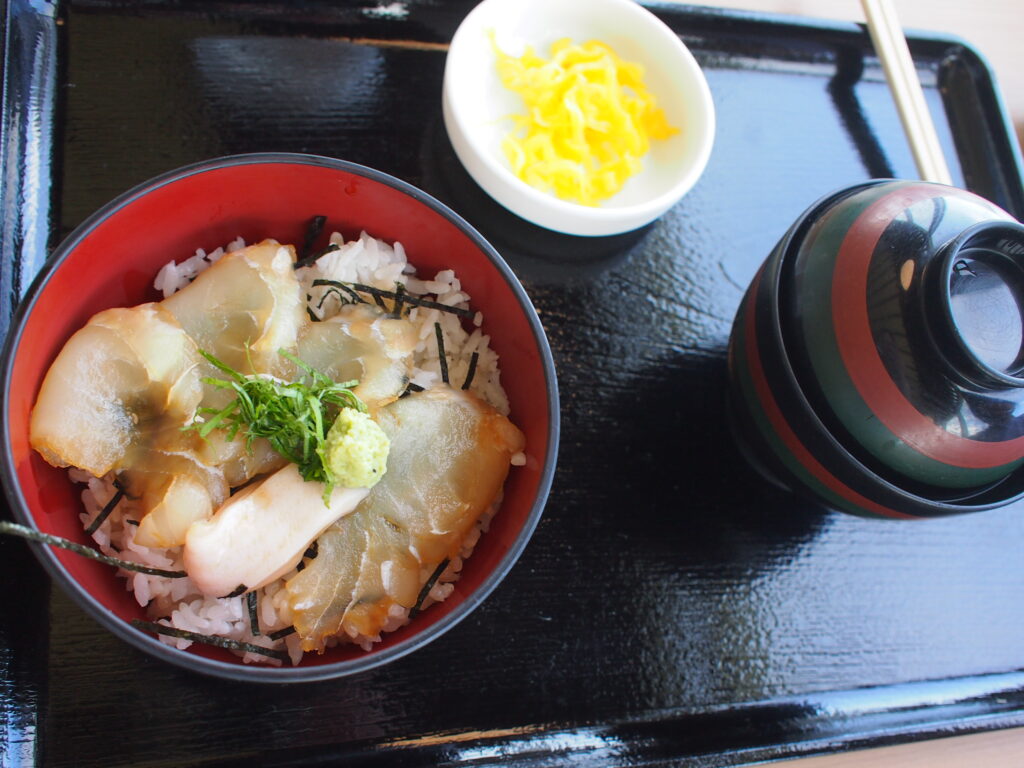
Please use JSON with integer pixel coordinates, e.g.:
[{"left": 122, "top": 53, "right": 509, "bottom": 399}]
[
  {"left": 692, "top": 0, "right": 1024, "bottom": 149},
  {"left": 681, "top": 2, "right": 1024, "bottom": 765}
]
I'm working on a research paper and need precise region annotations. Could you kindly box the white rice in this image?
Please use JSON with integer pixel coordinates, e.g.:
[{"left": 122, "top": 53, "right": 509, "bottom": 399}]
[{"left": 77, "top": 231, "right": 523, "bottom": 664}]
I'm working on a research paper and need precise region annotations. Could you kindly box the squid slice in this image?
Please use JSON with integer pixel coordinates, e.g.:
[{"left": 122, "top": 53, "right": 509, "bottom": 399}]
[
  {"left": 183, "top": 463, "right": 369, "bottom": 598},
  {"left": 296, "top": 303, "right": 418, "bottom": 410},
  {"left": 161, "top": 239, "right": 306, "bottom": 379},
  {"left": 30, "top": 303, "right": 203, "bottom": 477},
  {"left": 285, "top": 387, "right": 525, "bottom": 651}
]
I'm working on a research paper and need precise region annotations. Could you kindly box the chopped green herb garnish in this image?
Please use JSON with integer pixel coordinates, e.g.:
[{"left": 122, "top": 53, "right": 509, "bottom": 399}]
[{"left": 186, "top": 349, "right": 366, "bottom": 503}]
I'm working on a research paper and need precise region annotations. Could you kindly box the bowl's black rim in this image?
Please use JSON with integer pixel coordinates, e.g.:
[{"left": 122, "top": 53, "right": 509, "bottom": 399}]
[{"left": 0, "top": 151, "right": 561, "bottom": 683}]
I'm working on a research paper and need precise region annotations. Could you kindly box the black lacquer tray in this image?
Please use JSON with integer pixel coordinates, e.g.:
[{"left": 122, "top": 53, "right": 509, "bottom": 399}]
[{"left": 3, "top": 1, "right": 1024, "bottom": 765}]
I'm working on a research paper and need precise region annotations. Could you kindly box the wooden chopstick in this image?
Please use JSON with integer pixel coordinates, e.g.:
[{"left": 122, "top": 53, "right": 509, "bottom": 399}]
[{"left": 860, "top": 0, "right": 953, "bottom": 185}]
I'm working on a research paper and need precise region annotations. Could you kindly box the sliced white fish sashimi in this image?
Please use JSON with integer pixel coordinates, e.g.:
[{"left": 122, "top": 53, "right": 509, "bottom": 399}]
[
  {"left": 30, "top": 242, "right": 309, "bottom": 538},
  {"left": 126, "top": 449, "right": 230, "bottom": 549},
  {"left": 285, "top": 387, "right": 525, "bottom": 651},
  {"left": 30, "top": 302, "right": 204, "bottom": 477},
  {"left": 296, "top": 303, "right": 418, "bottom": 410},
  {"left": 161, "top": 239, "right": 308, "bottom": 487},
  {"left": 162, "top": 239, "right": 306, "bottom": 379}
]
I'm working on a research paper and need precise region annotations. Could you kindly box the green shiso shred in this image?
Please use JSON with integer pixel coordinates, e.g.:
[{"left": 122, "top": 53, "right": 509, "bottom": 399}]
[{"left": 185, "top": 348, "right": 366, "bottom": 504}]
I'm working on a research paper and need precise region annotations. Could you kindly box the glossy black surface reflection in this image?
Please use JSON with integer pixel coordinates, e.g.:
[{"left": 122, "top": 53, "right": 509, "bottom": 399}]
[{"left": 4, "top": 1, "right": 1024, "bottom": 765}]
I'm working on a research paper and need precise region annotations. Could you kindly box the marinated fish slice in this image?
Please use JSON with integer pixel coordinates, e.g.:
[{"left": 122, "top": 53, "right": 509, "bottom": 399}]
[
  {"left": 162, "top": 240, "right": 306, "bottom": 379},
  {"left": 286, "top": 387, "right": 525, "bottom": 651},
  {"left": 293, "top": 511, "right": 420, "bottom": 644},
  {"left": 183, "top": 463, "right": 370, "bottom": 598},
  {"left": 30, "top": 303, "right": 203, "bottom": 477},
  {"left": 30, "top": 324, "right": 144, "bottom": 476},
  {"left": 125, "top": 449, "right": 230, "bottom": 549},
  {"left": 90, "top": 305, "right": 206, "bottom": 424},
  {"left": 162, "top": 239, "right": 307, "bottom": 485},
  {"left": 191, "top": 429, "right": 286, "bottom": 489},
  {"left": 288, "top": 524, "right": 365, "bottom": 637},
  {"left": 296, "top": 303, "right": 418, "bottom": 409},
  {"left": 335, "top": 515, "right": 420, "bottom": 640}
]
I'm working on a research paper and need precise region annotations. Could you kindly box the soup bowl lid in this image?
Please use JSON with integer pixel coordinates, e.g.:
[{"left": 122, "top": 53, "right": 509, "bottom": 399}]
[{"left": 780, "top": 179, "right": 1024, "bottom": 493}]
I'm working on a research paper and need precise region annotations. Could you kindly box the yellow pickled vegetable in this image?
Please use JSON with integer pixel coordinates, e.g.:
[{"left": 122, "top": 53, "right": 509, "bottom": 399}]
[{"left": 492, "top": 35, "right": 679, "bottom": 206}]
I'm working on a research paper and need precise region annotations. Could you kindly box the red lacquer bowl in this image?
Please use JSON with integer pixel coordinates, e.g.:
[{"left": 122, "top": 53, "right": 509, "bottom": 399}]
[{"left": 0, "top": 153, "right": 559, "bottom": 682}]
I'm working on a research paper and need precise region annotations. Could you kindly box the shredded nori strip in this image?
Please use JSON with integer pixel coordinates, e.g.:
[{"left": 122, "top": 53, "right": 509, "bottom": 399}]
[
  {"left": 125, "top": 519, "right": 140, "bottom": 526},
  {"left": 296, "top": 541, "right": 319, "bottom": 572},
  {"left": 409, "top": 558, "right": 450, "bottom": 619},
  {"left": 306, "top": 305, "right": 318, "bottom": 323},
  {"left": 294, "top": 242, "right": 340, "bottom": 270},
  {"left": 297, "top": 214, "right": 327, "bottom": 265},
  {"left": 312, "top": 280, "right": 474, "bottom": 319},
  {"left": 0, "top": 521, "right": 187, "bottom": 578},
  {"left": 462, "top": 351, "right": 479, "bottom": 391},
  {"left": 268, "top": 626, "right": 296, "bottom": 641},
  {"left": 311, "top": 280, "right": 362, "bottom": 304},
  {"left": 247, "top": 590, "right": 261, "bottom": 636},
  {"left": 222, "top": 584, "right": 248, "bottom": 599},
  {"left": 434, "top": 322, "right": 449, "bottom": 384},
  {"left": 316, "top": 286, "right": 358, "bottom": 311},
  {"left": 84, "top": 480, "right": 126, "bottom": 535},
  {"left": 392, "top": 282, "right": 405, "bottom": 318},
  {"left": 131, "top": 619, "right": 289, "bottom": 662},
  {"left": 400, "top": 383, "right": 425, "bottom": 399},
  {"left": 371, "top": 292, "right": 388, "bottom": 311}
]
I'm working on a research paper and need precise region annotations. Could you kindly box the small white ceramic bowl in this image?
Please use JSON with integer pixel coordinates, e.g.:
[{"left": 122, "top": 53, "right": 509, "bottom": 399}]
[{"left": 443, "top": 0, "right": 715, "bottom": 237}]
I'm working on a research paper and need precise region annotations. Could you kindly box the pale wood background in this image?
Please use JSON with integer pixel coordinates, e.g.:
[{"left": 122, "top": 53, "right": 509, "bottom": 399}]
[
  {"left": 775, "top": 726, "right": 1024, "bottom": 766},
  {"left": 679, "top": 1, "right": 1024, "bottom": 765},
  {"left": 688, "top": 0, "right": 1024, "bottom": 150}
]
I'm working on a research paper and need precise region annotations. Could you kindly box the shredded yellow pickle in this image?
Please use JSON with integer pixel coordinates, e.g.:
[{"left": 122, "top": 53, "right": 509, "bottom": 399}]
[{"left": 492, "top": 34, "right": 679, "bottom": 206}]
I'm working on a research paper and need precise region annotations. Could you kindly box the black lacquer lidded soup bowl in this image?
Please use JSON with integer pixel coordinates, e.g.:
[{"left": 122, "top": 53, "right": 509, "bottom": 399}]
[{"left": 729, "top": 179, "right": 1024, "bottom": 519}]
